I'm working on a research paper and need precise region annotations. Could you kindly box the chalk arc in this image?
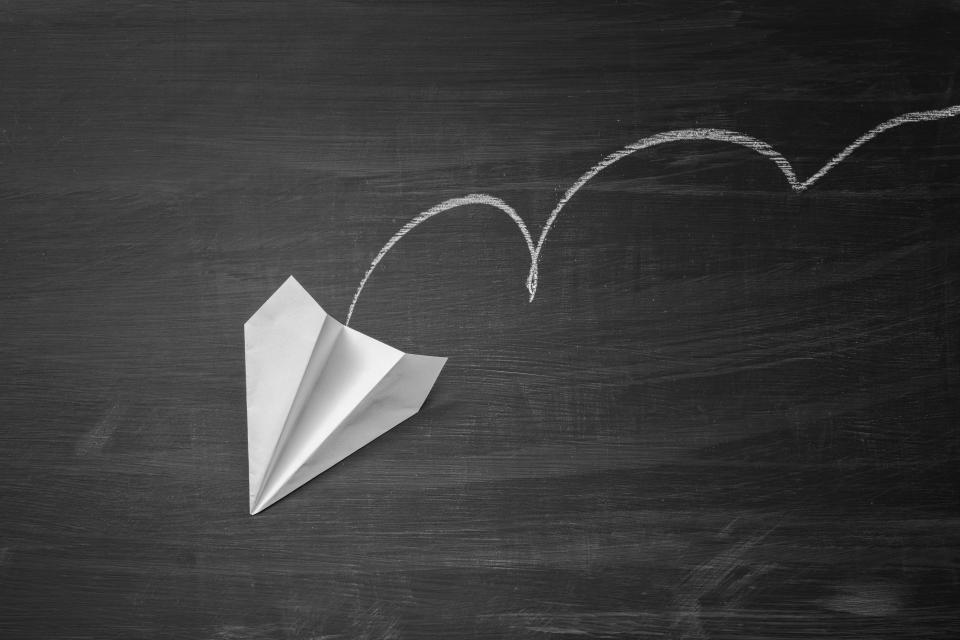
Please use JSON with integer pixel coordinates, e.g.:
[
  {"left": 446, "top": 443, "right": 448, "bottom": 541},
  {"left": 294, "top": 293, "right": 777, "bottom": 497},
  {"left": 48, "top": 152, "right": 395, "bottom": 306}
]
[
  {"left": 346, "top": 194, "right": 536, "bottom": 325},
  {"left": 347, "top": 105, "right": 960, "bottom": 324}
]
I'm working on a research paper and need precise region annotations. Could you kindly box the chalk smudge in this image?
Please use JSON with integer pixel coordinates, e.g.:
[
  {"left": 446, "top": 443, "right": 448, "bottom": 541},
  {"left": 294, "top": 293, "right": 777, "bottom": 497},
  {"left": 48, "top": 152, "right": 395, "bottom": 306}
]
[
  {"left": 75, "top": 398, "right": 123, "bottom": 456},
  {"left": 823, "top": 580, "right": 904, "bottom": 617},
  {"left": 671, "top": 527, "right": 775, "bottom": 639}
]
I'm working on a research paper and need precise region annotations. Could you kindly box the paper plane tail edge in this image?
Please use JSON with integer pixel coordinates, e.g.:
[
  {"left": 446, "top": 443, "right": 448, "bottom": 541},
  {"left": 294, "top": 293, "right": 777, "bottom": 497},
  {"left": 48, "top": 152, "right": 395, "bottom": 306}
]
[
  {"left": 397, "top": 353, "right": 447, "bottom": 411},
  {"left": 248, "top": 351, "right": 448, "bottom": 516}
]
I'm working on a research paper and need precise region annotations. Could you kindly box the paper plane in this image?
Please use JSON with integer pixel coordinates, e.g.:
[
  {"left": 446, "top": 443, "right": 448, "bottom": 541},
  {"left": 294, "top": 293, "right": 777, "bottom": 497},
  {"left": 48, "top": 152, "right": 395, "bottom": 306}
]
[{"left": 244, "top": 276, "right": 446, "bottom": 515}]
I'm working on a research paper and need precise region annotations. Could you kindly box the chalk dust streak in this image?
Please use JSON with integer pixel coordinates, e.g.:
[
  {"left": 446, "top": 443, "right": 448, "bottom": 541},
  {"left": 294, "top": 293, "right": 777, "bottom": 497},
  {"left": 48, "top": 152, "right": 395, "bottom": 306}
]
[{"left": 346, "top": 105, "right": 960, "bottom": 325}]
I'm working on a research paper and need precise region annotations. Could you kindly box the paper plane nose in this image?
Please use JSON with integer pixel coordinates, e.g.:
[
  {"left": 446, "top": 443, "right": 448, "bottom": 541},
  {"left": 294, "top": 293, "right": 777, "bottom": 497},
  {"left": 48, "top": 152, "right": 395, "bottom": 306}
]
[{"left": 244, "top": 276, "right": 446, "bottom": 515}]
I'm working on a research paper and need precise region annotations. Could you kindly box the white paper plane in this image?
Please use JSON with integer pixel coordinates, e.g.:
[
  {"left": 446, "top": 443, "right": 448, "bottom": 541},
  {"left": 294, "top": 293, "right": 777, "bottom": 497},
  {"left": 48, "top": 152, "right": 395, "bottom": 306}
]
[{"left": 244, "top": 276, "right": 446, "bottom": 515}]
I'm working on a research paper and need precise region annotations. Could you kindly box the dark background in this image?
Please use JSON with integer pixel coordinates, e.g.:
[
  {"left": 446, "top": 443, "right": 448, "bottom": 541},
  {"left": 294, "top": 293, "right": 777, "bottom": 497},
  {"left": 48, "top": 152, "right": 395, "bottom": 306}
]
[{"left": 2, "top": 2, "right": 959, "bottom": 638}]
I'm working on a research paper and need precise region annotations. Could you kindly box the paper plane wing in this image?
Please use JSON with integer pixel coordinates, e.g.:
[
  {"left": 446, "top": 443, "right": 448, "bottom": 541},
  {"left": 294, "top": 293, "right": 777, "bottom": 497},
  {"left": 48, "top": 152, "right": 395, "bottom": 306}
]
[{"left": 244, "top": 276, "right": 446, "bottom": 515}]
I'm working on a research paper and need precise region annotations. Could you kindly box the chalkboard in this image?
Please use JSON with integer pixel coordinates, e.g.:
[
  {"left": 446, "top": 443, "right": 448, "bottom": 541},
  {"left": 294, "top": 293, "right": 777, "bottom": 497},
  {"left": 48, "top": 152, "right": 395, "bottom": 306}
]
[{"left": 2, "top": 2, "right": 959, "bottom": 638}]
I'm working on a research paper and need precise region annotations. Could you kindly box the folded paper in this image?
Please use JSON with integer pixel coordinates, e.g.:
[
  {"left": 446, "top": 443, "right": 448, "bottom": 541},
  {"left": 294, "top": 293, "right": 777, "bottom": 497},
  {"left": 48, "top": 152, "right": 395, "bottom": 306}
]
[{"left": 244, "top": 276, "right": 446, "bottom": 515}]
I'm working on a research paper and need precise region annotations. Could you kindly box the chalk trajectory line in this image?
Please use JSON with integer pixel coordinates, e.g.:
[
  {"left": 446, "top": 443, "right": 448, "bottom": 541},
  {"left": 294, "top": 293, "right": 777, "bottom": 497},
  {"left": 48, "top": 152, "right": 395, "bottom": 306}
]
[{"left": 346, "top": 105, "right": 960, "bottom": 325}]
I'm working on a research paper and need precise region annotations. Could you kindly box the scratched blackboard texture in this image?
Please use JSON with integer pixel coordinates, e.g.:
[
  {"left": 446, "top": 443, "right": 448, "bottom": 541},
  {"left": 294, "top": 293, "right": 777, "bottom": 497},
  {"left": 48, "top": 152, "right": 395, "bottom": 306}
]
[{"left": 2, "top": 2, "right": 959, "bottom": 638}]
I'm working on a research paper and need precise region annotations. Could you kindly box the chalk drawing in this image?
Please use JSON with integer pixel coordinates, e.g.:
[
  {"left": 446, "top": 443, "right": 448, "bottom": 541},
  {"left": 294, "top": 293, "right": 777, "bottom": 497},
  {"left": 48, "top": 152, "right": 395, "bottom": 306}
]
[
  {"left": 346, "top": 194, "right": 536, "bottom": 324},
  {"left": 346, "top": 105, "right": 960, "bottom": 325}
]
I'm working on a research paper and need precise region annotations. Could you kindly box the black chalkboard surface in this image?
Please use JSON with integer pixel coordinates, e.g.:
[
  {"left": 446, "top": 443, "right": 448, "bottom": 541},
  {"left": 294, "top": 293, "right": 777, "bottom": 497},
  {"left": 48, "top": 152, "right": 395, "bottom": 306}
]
[{"left": 2, "top": 2, "right": 959, "bottom": 638}]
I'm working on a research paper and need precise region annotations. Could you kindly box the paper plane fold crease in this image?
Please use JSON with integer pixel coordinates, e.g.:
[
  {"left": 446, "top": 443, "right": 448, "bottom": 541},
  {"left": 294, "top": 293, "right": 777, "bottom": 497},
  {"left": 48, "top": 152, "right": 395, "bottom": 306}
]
[{"left": 244, "top": 276, "right": 446, "bottom": 515}]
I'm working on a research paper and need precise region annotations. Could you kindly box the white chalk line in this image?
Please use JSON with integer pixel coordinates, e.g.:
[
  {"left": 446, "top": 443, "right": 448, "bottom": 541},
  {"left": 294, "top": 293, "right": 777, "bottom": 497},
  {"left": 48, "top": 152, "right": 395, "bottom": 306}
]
[
  {"left": 346, "top": 194, "right": 536, "bottom": 324},
  {"left": 346, "top": 105, "right": 960, "bottom": 325}
]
